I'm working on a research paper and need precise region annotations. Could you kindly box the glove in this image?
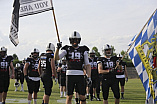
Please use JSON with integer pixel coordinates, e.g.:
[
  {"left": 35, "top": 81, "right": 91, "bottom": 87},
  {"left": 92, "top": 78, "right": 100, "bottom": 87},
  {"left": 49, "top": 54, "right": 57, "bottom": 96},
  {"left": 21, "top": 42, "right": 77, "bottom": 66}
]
[
  {"left": 57, "top": 42, "right": 62, "bottom": 49},
  {"left": 87, "top": 77, "right": 92, "bottom": 87},
  {"left": 125, "top": 77, "right": 128, "bottom": 82},
  {"left": 24, "top": 75, "right": 29, "bottom": 82},
  {"left": 55, "top": 78, "right": 58, "bottom": 85}
]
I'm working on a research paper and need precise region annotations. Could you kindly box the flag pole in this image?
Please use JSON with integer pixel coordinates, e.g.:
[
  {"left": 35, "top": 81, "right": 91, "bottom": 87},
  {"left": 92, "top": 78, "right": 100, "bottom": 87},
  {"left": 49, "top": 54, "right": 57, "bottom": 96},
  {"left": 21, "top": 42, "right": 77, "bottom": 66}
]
[
  {"left": 50, "top": 0, "right": 60, "bottom": 42},
  {"left": 116, "top": 8, "right": 157, "bottom": 68}
]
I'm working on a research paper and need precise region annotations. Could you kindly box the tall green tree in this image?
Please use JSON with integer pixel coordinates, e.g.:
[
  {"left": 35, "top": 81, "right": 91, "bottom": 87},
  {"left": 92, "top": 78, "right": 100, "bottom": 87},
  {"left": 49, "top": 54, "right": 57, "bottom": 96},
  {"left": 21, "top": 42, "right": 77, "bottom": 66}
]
[{"left": 91, "top": 46, "right": 101, "bottom": 57}]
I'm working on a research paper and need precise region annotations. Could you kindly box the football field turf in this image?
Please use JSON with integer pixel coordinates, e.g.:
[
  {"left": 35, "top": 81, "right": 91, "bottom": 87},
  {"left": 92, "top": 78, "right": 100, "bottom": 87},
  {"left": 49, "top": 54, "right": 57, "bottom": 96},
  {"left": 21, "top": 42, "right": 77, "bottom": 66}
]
[{"left": 6, "top": 78, "right": 145, "bottom": 104}]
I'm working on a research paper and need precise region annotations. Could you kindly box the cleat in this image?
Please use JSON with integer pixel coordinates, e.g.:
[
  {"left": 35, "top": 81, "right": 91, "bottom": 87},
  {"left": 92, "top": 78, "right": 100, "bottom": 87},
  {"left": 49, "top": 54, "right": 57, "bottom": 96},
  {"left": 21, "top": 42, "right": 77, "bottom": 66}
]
[
  {"left": 121, "top": 97, "right": 124, "bottom": 99},
  {"left": 96, "top": 98, "right": 101, "bottom": 101}
]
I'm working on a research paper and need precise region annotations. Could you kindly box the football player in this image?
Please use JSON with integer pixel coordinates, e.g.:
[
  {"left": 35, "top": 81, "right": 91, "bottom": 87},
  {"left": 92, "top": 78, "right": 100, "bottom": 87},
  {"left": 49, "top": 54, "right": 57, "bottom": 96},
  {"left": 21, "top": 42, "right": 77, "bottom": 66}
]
[
  {"left": 38, "top": 43, "right": 57, "bottom": 104},
  {"left": 0, "top": 46, "right": 14, "bottom": 104},
  {"left": 89, "top": 50, "right": 101, "bottom": 101},
  {"left": 14, "top": 63, "right": 24, "bottom": 92},
  {"left": 54, "top": 31, "right": 91, "bottom": 104},
  {"left": 57, "top": 59, "right": 67, "bottom": 98},
  {"left": 116, "top": 54, "right": 128, "bottom": 99},
  {"left": 24, "top": 48, "right": 40, "bottom": 104},
  {"left": 97, "top": 44, "right": 121, "bottom": 104}
]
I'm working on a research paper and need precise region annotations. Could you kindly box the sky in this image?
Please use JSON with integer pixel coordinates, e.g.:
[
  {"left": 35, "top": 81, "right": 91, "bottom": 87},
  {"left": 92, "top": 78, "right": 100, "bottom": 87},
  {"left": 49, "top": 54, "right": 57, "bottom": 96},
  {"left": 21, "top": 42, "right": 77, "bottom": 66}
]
[{"left": 0, "top": 0, "right": 157, "bottom": 60}]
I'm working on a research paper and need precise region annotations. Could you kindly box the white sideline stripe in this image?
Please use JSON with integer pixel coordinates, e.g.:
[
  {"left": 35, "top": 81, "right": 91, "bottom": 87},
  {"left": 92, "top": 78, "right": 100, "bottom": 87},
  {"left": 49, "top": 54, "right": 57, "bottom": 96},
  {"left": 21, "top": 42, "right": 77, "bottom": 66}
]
[{"left": 6, "top": 99, "right": 27, "bottom": 103}]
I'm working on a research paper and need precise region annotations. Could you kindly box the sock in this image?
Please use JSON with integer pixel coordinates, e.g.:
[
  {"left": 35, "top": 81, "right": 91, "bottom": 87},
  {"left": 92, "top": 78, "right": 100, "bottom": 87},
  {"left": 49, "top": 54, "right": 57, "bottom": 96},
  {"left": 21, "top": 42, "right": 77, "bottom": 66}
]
[
  {"left": 21, "top": 84, "right": 23, "bottom": 89},
  {"left": 75, "top": 98, "right": 78, "bottom": 103},
  {"left": 97, "top": 93, "right": 100, "bottom": 98},
  {"left": 64, "top": 91, "right": 66, "bottom": 96},
  {"left": 121, "top": 92, "right": 124, "bottom": 97},
  {"left": 33, "top": 99, "right": 37, "bottom": 104},
  {"left": 28, "top": 100, "right": 31, "bottom": 104},
  {"left": 42, "top": 100, "right": 44, "bottom": 104},
  {"left": 60, "top": 91, "right": 63, "bottom": 96}
]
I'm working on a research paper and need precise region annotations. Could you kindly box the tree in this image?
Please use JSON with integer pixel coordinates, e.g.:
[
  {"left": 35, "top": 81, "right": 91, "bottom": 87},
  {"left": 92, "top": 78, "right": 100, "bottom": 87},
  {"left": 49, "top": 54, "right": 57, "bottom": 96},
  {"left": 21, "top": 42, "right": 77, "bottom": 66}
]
[
  {"left": 92, "top": 46, "right": 101, "bottom": 57},
  {"left": 111, "top": 45, "right": 116, "bottom": 56}
]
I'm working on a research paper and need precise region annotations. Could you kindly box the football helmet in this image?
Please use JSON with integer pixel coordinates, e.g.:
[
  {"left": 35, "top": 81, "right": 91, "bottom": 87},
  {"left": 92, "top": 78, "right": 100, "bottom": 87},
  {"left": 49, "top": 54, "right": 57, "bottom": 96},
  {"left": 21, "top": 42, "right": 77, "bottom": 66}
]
[
  {"left": 117, "top": 54, "right": 123, "bottom": 58},
  {"left": 46, "top": 43, "right": 55, "bottom": 52},
  {"left": 0, "top": 46, "right": 7, "bottom": 57},
  {"left": 69, "top": 31, "right": 81, "bottom": 47},
  {"left": 14, "top": 82, "right": 20, "bottom": 87},
  {"left": 102, "top": 44, "right": 112, "bottom": 56},
  {"left": 89, "top": 49, "right": 95, "bottom": 58},
  {"left": 31, "top": 48, "right": 39, "bottom": 58},
  {"left": 15, "top": 63, "right": 21, "bottom": 68}
]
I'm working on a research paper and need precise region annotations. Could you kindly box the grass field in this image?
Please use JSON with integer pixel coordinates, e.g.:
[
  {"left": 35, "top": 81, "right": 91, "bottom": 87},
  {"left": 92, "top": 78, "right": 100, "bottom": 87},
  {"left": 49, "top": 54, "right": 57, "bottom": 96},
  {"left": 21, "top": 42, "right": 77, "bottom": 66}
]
[{"left": 6, "top": 78, "right": 146, "bottom": 104}]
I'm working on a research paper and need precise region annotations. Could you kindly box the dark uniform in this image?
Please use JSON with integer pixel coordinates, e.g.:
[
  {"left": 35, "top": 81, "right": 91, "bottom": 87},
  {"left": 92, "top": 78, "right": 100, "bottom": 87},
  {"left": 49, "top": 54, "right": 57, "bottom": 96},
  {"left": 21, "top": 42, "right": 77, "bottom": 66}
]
[
  {"left": 97, "top": 56, "right": 120, "bottom": 100},
  {"left": 116, "top": 61, "right": 127, "bottom": 86},
  {"left": 26, "top": 57, "right": 40, "bottom": 94},
  {"left": 40, "top": 53, "right": 54, "bottom": 96},
  {"left": 15, "top": 64, "right": 24, "bottom": 85},
  {"left": 61, "top": 45, "right": 89, "bottom": 96},
  {"left": 89, "top": 57, "right": 99, "bottom": 98},
  {"left": 58, "top": 63, "right": 67, "bottom": 87},
  {"left": 0, "top": 56, "right": 13, "bottom": 93}
]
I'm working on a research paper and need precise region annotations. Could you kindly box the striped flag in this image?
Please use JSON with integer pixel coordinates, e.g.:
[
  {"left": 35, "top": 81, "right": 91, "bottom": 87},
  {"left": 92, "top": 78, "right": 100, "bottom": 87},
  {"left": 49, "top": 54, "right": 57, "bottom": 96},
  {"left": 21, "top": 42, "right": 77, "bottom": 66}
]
[
  {"left": 9, "top": 0, "right": 20, "bottom": 46},
  {"left": 9, "top": 0, "right": 53, "bottom": 46},
  {"left": 128, "top": 9, "right": 157, "bottom": 104}
]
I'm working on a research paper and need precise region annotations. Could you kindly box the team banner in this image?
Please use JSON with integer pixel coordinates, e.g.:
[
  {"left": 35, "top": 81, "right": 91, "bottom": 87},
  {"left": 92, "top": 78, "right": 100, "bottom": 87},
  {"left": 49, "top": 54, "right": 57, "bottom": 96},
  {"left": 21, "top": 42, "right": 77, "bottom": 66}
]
[
  {"left": 19, "top": 0, "right": 53, "bottom": 17},
  {"left": 9, "top": 0, "right": 20, "bottom": 46},
  {"left": 128, "top": 9, "right": 157, "bottom": 104}
]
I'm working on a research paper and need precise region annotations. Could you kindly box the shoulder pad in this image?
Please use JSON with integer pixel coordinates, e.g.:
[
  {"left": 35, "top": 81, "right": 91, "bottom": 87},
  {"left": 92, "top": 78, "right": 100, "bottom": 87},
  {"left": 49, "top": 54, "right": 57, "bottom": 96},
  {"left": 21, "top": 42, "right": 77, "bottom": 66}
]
[
  {"left": 7, "top": 55, "right": 13, "bottom": 60},
  {"left": 80, "top": 45, "right": 89, "bottom": 51},
  {"left": 61, "top": 45, "right": 70, "bottom": 50}
]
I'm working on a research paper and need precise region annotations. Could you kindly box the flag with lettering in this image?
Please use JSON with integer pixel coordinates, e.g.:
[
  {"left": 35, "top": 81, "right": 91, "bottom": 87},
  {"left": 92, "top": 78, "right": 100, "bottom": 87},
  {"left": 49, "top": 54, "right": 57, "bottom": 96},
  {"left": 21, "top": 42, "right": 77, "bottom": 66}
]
[
  {"left": 128, "top": 9, "right": 157, "bottom": 104},
  {"left": 9, "top": 0, "right": 20, "bottom": 46},
  {"left": 20, "top": 0, "right": 53, "bottom": 17}
]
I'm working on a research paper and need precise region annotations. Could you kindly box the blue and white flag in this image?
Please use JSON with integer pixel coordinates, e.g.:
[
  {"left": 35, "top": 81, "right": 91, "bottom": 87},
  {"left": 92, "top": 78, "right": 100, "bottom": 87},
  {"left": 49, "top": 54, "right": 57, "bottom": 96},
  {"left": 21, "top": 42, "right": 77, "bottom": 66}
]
[
  {"left": 128, "top": 9, "right": 157, "bottom": 104},
  {"left": 128, "top": 34, "right": 137, "bottom": 46}
]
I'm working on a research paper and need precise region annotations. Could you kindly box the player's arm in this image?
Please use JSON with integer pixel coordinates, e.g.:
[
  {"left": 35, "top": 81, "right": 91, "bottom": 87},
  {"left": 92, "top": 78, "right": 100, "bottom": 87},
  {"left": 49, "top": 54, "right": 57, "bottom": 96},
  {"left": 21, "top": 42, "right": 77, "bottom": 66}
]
[
  {"left": 54, "top": 48, "right": 60, "bottom": 60},
  {"left": 84, "top": 51, "right": 91, "bottom": 78},
  {"left": 57, "top": 67, "right": 62, "bottom": 72},
  {"left": 38, "top": 60, "right": 42, "bottom": 75},
  {"left": 51, "top": 58, "right": 57, "bottom": 78},
  {"left": 124, "top": 65, "right": 128, "bottom": 78},
  {"left": 98, "top": 62, "right": 109, "bottom": 74},
  {"left": 10, "top": 61, "right": 15, "bottom": 79},
  {"left": 24, "top": 63, "right": 29, "bottom": 76}
]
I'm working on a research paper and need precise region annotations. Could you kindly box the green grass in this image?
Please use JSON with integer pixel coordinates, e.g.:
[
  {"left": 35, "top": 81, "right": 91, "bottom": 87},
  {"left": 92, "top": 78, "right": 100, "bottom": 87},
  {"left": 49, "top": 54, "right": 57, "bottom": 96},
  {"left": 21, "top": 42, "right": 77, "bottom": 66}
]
[{"left": 6, "top": 79, "right": 145, "bottom": 104}]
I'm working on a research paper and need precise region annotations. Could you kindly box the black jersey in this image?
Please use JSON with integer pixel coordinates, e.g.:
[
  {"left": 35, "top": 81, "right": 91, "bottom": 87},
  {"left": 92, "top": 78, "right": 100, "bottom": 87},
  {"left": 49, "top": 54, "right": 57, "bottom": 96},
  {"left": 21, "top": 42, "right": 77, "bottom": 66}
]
[
  {"left": 89, "top": 57, "right": 98, "bottom": 77},
  {"left": 97, "top": 56, "right": 119, "bottom": 79},
  {"left": 59, "top": 63, "right": 67, "bottom": 77},
  {"left": 0, "top": 56, "right": 13, "bottom": 76},
  {"left": 40, "top": 52, "right": 54, "bottom": 76},
  {"left": 116, "top": 61, "right": 126, "bottom": 75},
  {"left": 26, "top": 57, "right": 39, "bottom": 77},
  {"left": 61, "top": 45, "right": 89, "bottom": 71}
]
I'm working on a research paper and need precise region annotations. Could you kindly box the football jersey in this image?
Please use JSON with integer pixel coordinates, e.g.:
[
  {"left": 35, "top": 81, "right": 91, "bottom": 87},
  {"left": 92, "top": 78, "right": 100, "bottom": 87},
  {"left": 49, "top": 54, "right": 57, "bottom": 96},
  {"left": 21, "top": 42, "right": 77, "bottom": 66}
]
[
  {"left": 59, "top": 63, "right": 67, "bottom": 77},
  {"left": 0, "top": 55, "right": 13, "bottom": 76},
  {"left": 40, "top": 52, "right": 54, "bottom": 76},
  {"left": 26, "top": 57, "right": 39, "bottom": 77},
  {"left": 97, "top": 56, "right": 119, "bottom": 79},
  {"left": 61, "top": 45, "right": 89, "bottom": 71},
  {"left": 89, "top": 57, "right": 98, "bottom": 77}
]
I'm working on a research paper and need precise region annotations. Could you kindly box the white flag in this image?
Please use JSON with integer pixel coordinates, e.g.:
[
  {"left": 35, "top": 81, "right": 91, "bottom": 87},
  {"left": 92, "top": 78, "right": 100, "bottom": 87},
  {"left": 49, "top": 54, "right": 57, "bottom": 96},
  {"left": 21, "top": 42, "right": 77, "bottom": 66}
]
[{"left": 19, "top": 0, "right": 53, "bottom": 17}]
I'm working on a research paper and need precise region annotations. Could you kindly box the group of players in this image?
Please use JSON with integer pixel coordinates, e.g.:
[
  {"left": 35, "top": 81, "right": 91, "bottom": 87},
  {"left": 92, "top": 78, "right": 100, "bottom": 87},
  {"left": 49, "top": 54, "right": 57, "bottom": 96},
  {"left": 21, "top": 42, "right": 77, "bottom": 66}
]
[{"left": 0, "top": 31, "right": 128, "bottom": 104}]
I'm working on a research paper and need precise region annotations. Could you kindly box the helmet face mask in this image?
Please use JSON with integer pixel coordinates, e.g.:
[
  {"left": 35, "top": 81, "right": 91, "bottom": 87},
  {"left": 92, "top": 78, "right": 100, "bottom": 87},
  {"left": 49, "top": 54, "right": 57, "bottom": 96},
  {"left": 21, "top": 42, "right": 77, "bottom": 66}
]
[
  {"left": 16, "top": 63, "right": 21, "bottom": 68},
  {"left": 31, "top": 48, "right": 39, "bottom": 59},
  {"left": 102, "top": 44, "right": 112, "bottom": 56},
  {"left": 89, "top": 50, "right": 95, "bottom": 58}
]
